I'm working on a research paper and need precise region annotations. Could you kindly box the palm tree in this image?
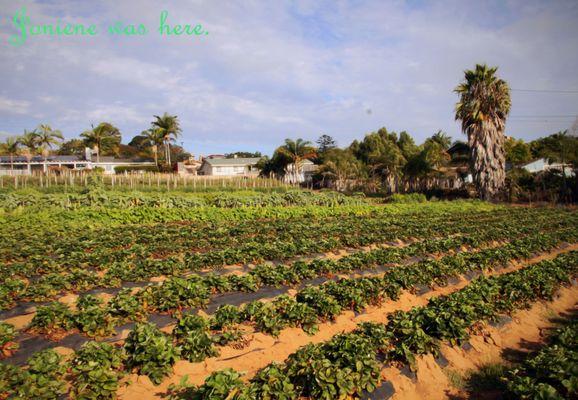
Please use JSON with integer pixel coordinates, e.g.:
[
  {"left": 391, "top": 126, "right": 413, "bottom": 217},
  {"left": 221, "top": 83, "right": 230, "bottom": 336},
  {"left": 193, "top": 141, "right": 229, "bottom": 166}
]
[
  {"left": 19, "top": 130, "right": 39, "bottom": 174},
  {"left": 1, "top": 137, "right": 21, "bottom": 171},
  {"left": 277, "top": 138, "right": 317, "bottom": 183},
  {"left": 36, "top": 124, "right": 64, "bottom": 173},
  {"left": 427, "top": 130, "right": 452, "bottom": 150},
  {"left": 141, "top": 129, "right": 163, "bottom": 166},
  {"left": 455, "top": 64, "right": 511, "bottom": 200},
  {"left": 81, "top": 122, "right": 121, "bottom": 164},
  {"left": 151, "top": 113, "right": 181, "bottom": 167}
]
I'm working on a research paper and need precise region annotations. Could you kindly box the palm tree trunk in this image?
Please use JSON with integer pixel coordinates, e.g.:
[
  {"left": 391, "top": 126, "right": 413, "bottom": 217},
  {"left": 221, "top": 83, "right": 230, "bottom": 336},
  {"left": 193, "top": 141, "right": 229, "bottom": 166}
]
[
  {"left": 10, "top": 154, "right": 13, "bottom": 171},
  {"left": 167, "top": 141, "right": 171, "bottom": 167}
]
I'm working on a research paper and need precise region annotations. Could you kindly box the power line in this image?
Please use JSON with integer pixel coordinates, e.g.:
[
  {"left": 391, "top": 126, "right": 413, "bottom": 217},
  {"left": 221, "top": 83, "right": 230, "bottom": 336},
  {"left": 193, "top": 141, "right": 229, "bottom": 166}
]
[
  {"left": 511, "top": 89, "right": 578, "bottom": 94},
  {"left": 510, "top": 115, "right": 576, "bottom": 118}
]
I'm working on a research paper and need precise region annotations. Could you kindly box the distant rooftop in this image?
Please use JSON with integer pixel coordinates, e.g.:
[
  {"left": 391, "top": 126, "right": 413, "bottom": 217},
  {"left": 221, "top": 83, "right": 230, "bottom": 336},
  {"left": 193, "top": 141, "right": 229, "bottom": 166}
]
[{"left": 203, "top": 157, "right": 261, "bottom": 166}]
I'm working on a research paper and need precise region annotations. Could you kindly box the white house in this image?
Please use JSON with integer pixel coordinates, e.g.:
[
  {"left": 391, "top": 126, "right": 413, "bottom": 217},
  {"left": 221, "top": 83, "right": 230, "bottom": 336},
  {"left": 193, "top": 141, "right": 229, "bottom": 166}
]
[
  {"left": 0, "top": 149, "right": 155, "bottom": 175},
  {"left": 283, "top": 159, "right": 318, "bottom": 184},
  {"left": 198, "top": 157, "right": 261, "bottom": 176},
  {"left": 521, "top": 158, "right": 575, "bottom": 177}
]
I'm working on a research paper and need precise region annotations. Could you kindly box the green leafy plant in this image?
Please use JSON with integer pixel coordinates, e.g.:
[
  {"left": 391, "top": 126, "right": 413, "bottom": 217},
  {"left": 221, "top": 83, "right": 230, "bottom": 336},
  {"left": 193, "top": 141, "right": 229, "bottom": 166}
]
[
  {"left": 70, "top": 341, "right": 125, "bottom": 399},
  {"left": 29, "top": 301, "right": 75, "bottom": 337},
  {"left": 0, "top": 322, "right": 18, "bottom": 359},
  {"left": 124, "top": 322, "right": 180, "bottom": 385},
  {"left": 173, "top": 315, "right": 218, "bottom": 362}
]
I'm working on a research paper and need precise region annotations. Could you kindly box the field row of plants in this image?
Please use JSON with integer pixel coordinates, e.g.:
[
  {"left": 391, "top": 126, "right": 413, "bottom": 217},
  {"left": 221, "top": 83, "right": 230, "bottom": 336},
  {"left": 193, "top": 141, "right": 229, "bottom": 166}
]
[
  {"left": 0, "top": 188, "right": 366, "bottom": 211},
  {"left": 163, "top": 250, "right": 578, "bottom": 400},
  {"left": 0, "top": 200, "right": 499, "bottom": 235},
  {"left": 7, "top": 225, "right": 574, "bottom": 360},
  {"left": 504, "top": 318, "right": 577, "bottom": 399},
  {"left": 1, "top": 249, "right": 576, "bottom": 399},
  {"left": 1, "top": 208, "right": 552, "bottom": 308},
  {"left": 1, "top": 209, "right": 573, "bottom": 315},
  {"left": 1, "top": 204, "right": 517, "bottom": 270}
]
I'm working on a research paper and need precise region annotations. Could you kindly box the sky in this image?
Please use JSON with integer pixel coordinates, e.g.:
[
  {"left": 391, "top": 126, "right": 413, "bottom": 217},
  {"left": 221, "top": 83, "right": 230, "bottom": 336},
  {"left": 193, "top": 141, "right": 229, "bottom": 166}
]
[{"left": 0, "top": 0, "right": 577, "bottom": 156}]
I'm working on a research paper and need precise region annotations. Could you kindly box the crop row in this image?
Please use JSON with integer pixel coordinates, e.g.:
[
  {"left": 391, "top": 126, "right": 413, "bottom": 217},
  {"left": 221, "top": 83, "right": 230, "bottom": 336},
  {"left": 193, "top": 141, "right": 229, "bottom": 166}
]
[
  {"left": 165, "top": 250, "right": 578, "bottom": 400},
  {"left": 1, "top": 249, "right": 576, "bottom": 399},
  {"left": 2, "top": 208, "right": 573, "bottom": 311},
  {"left": 504, "top": 318, "right": 577, "bottom": 399},
  {"left": 1, "top": 206, "right": 521, "bottom": 274},
  {"left": 0, "top": 189, "right": 366, "bottom": 211},
  {"left": 10, "top": 225, "right": 575, "bottom": 362}
]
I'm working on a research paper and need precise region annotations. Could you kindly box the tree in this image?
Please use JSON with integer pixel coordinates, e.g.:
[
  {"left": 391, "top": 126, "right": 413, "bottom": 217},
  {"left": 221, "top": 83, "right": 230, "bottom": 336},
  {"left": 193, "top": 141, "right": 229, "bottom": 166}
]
[
  {"left": 0, "top": 136, "right": 21, "bottom": 171},
  {"left": 352, "top": 128, "right": 407, "bottom": 192},
  {"left": 316, "top": 148, "right": 364, "bottom": 191},
  {"left": 504, "top": 137, "right": 531, "bottom": 165},
  {"left": 455, "top": 64, "right": 511, "bottom": 200},
  {"left": 425, "top": 130, "right": 452, "bottom": 150},
  {"left": 151, "top": 113, "right": 181, "bottom": 166},
  {"left": 225, "top": 151, "right": 262, "bottom": 159},
  {"left": 81, "top": 122, "right": 121, "bottom": 164},
  {"left": 58, "top": 139, "right": 85, "bottom": 156},
  {"left": 276, "top": 138, "right": 317, "bottom": 183},
  {"left": 36, "top": 124, "right": 63, "bottom": 172},
  {"left": 19, "top": 130, "right": 39, "bottom": 173},
  {"left": 130, "top": 129, "right": 164, "bottom": 166},
  {"left": 530, "top": 131, "right": 578, "bottom": 202},
  {"left": 316, "top": 134, "right": 337, "bottom": 160}
]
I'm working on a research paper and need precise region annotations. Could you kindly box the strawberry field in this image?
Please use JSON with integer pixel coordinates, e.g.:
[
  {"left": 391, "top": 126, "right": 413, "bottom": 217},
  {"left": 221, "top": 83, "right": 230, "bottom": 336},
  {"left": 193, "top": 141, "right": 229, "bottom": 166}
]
[{"left": 0, "top": 190, "right": 577, "bottom": 400}]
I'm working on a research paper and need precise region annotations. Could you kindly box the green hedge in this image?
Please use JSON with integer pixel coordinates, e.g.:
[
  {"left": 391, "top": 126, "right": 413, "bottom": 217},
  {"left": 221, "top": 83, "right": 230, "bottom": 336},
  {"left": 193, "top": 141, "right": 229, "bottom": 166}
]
[{"left": 114, "top": 166, "right": 159, "bottom": 174}]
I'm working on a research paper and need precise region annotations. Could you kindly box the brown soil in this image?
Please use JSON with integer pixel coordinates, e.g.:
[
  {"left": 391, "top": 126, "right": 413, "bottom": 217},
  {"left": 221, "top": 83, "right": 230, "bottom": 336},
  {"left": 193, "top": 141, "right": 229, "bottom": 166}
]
[
  {"left": 386, "top": 285, "right": 578, "bottom": 400},
  {"left": 117, "top": 243, "right": 578, "bottom": 400}
]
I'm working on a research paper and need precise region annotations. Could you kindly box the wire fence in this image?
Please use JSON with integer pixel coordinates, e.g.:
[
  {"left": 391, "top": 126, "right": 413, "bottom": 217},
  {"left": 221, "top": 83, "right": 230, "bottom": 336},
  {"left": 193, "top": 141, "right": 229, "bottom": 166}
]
[{"left": 0, "top": 172, "right": 296, "bottom": 191}]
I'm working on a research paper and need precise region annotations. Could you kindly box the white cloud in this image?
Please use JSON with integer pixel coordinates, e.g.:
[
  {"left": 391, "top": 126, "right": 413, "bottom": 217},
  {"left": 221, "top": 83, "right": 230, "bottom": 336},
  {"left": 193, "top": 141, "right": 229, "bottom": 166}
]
[{"left": 0, "top": 97, "right": 30, "bottom": 114}]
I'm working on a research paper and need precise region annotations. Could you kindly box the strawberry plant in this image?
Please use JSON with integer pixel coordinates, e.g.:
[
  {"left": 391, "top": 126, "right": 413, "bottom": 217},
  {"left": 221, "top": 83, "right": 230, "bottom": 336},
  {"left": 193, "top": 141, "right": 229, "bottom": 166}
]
[
  {"left": 107, "top": 288, "right": 146, "bottom": 321},
  {"left": 249, "top": 363, "right": 297, "bottom": 400},
  {"left": 70, "top": 341, "right": 125, "bottom": 399},
  {"left": 0, "top": 322, "right": 18, "bottom": 359},
  {"left": 0, "top": 362, "right": 26, "bottom": 399},
  {"left": 173, "top": 315, "right": 218, "bottom": 362},
  {"left": 186, "top": 368, "right": 250, "bottom": 400},
  {"left": 211, "top": 304, "right": 242, "bottom": 330},
  {"left": 29, "top": 301, "right": 75, "bottom": 336},
  {"left": 17, "top": 349, "right": 67, "bottom": 399},
  {"left": 124, "top": 322, "right": 180, "bottom": 385}
]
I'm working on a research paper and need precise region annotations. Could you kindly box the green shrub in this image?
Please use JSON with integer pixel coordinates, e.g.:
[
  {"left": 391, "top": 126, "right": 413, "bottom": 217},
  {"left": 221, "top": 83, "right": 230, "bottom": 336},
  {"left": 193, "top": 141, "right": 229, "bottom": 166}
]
[
  {"left": 114, "top": 165, "right": 159, "bottom": 174},
  {"left": 388, "top": 193, "right": 427, "bottom": 203}
]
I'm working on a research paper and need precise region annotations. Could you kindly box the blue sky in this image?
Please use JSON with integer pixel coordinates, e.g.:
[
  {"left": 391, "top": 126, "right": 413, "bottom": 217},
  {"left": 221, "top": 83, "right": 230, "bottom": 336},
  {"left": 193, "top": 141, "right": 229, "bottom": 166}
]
[{"left": 0, "top": 0, "right": 577, "bottom": 156}]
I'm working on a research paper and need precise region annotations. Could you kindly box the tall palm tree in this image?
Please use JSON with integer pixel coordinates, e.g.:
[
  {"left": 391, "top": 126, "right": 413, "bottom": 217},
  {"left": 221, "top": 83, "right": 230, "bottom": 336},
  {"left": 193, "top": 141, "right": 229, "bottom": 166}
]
[
  {"left": 19, "top": 130, "right": 39, "bottom": 174},
  {"left": 151, "top": 113, "right": 181, "bottom": 167},
  {"left": 455, "top": 64, "right": 511, "bottom": 200},
  {"left": 81, "top": 122, "right": 121, "bottom": 164},
  {"left": 36, "top": 124, "right": 64, "bottom": 173},
  {"left": 277, "top": 138, "right": 317, "bottom": 183},
  {"left": 1, "top": 137, "right": 21, "bottom": 171}
]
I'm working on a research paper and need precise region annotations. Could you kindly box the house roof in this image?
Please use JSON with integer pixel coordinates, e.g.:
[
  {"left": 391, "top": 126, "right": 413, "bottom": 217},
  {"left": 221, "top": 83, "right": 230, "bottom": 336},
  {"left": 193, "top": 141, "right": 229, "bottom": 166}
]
[{"left": 203, "top": 157, "right": 261, "bottom": 166}]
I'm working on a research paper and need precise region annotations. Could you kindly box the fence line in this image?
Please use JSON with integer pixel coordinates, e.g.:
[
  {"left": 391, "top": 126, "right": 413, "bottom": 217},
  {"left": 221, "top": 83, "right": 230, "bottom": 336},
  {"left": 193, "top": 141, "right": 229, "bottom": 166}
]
[{"left": 0, "top": 172, "right": 295, "bottom": 191}]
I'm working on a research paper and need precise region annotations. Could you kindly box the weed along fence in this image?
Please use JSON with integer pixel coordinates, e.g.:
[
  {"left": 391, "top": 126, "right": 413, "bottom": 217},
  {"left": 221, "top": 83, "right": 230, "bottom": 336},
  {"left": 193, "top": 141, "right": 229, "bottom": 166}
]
[{"left": 0, "top": 173, "right": 294, "bottom": 191}]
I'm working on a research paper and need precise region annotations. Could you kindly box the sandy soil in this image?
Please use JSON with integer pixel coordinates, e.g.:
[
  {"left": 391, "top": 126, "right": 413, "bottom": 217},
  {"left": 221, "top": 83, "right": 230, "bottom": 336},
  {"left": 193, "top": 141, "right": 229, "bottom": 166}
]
[
  {"left": 385, "top": 284, "right": 578, "bottom": 400},
  {"left": 117, "top": 243, "right": 578, "bottom": 400}
]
